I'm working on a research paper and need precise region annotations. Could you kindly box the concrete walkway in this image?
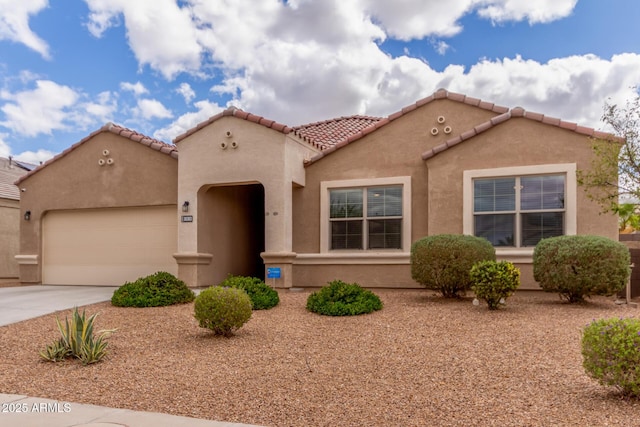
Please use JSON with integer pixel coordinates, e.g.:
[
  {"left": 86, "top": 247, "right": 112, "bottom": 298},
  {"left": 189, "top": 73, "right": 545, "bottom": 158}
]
[
  {"left": 0, "top": 285, "right": 119, "bottom": 326},
  {"left": 0, "top": 394, "right": 260, "bottom": 427},
  {"left": 0, "top": 285, "right": 263, "bottom": 427}
]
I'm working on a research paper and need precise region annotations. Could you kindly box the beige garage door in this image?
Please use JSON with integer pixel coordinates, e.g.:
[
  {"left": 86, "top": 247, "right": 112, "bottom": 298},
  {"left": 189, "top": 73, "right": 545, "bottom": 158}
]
[{"left": 43, "top": 206, "right": 178, "bottom": 286}]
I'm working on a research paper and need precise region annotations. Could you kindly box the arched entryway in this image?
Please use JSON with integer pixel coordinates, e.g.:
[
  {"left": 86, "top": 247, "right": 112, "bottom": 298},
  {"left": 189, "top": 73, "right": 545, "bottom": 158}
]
[{"left": 198, "top": 183, "right": 265, "bottom": 284}]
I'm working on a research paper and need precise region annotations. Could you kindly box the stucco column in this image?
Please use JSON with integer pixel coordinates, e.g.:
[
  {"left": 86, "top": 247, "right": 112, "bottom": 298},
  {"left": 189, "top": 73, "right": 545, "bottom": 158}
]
[
  {"left": 261, "top": 180, "right": 296, "bottom": 288},
  {"left": 174, "top": 185, "right": 212, "bottom": 287},
  {"left": 17, "top": 207, "right": 41, "bottom": 284}
]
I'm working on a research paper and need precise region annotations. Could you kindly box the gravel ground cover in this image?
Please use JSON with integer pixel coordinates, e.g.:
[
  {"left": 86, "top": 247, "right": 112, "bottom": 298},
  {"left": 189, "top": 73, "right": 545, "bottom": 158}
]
[{"left": 1, "top": 289, "right": 640, "bottom": 426}]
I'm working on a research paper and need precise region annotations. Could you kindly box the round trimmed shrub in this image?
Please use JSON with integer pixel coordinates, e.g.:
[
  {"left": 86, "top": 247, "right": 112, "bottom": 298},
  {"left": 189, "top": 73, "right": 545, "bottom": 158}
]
[
  {"left": 306, "top": 280, "right": 383, "bottom": 316},
  {"left": 219, "top": 275, "right": 279, "bottom": 310},
  {"left": 470, "top": 260, "right": 520, "bottom": 310},
  {"left": 411, "top": 234, "right": 496, "bottom": 298},
  {"left": 533, "top": 235, "right": 630, "bottom": 303},
  {"left": 194, "top": 286, "right": 252, "bottom": 336},
  {"left": 582, "top": 317, "right": 640, "bottom": 397},
  {"left": 111, "top": 271, "right": 195, "bottom": 307}
]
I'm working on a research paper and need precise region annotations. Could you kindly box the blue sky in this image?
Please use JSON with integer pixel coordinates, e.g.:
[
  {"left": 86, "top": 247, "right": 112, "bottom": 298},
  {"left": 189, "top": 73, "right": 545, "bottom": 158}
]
[{"left": 1, "top": 0, "right": 639, "bottom": 163}]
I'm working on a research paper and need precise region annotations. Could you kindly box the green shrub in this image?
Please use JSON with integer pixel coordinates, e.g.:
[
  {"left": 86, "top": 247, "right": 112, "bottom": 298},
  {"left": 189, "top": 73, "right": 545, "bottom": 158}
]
[
  {"left": 111, "top": 271, "right": 195, "bottom": 307},
  {"left": 306, "top": 280, "right": 383, "bottom": 316},
  {"left": 470, "top": 261, "right": 520, "bottom": 310},
  {"left": 194, "top": 286, "right": 253, "bottom": 336},
  {"left": 219, "top": 275, "right": 279, "bottom": 310},
  {"left": 40, "top": 307, "right": 115, "bottom": 365},
  {"left": 411, "top": 234, "right": 496, "bottom": 298},
  {"left": 582, "top": 317, "right": 640, "bottom": 397},
  {"left": 533, "top": 235, "right": 630, "bottom": 303}
]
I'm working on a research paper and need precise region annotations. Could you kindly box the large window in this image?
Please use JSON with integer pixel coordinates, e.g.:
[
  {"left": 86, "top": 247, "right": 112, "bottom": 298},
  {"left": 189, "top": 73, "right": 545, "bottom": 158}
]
[
  {"left": 320, "top": 176, "right": 411, "bottom": 253},
  {"left": 330, "top": 186, "right": 402, "bottom": 249},
  {"left": 473, "top": 175, "right": 565, "bottom": 247}
]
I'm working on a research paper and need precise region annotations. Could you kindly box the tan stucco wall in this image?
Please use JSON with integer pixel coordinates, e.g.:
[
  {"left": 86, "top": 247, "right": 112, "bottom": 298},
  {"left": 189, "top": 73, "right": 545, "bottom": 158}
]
[
  {"left": 294, "top": 99, "right": 496, "bottom": 255},
  {"left": 17, "top": 132, "right": 178, "bottom": 283},
  {"left": 175, "top": 116, "right": 318, "bottom": 287},
  {"left": 292, "top": 99, "right": 618, "bottom": 289},
  {"left": 426, "top": 117, "right": 618, "bottom": 289},
  {"left": 292, "top": 99, "right": 497, "bottom": 287},
  {"left": 293, "top": 264, "right": 412, "bottom": 288},
  {"left": 0, "top": 198, "right": 20, "bottom": 278}
]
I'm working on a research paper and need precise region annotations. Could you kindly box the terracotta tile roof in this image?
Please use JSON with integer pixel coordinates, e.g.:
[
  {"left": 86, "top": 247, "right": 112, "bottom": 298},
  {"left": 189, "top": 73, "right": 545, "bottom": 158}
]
[
  {"left": 421, "top": 106, "right": 624, "bottom": 160},
  {"left": 292, "top": 116, "right": 383, "bottom": 150},
  {"left": 173, "top": 107, "right": 293, "bottom": 143},
  {"left": 15, "top": 123, "right": 178, "bottom": 185},
  {"left": 0, "top": 157, "right": 29, "bottom": 200},
  {"left": 304, "top": 88, "right": 511, "bottom": 165}
]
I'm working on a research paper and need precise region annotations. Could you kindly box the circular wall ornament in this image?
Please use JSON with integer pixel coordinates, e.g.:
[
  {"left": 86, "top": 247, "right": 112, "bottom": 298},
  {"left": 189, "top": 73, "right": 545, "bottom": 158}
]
[
  {"left": 437, "top": 116, "right": 446, "bottom": 124},
  {"left": 431, "top": 127, "right": 439, "bottom": 136}
]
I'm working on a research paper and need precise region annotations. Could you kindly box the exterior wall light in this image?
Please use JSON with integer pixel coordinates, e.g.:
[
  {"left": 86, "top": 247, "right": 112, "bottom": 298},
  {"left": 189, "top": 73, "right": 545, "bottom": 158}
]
[
  {"left": 182, "top": 201, "right": 190, "bottom": 212},
  {"left": 24, "top": 210, "right": 31, "bottom": 221}
]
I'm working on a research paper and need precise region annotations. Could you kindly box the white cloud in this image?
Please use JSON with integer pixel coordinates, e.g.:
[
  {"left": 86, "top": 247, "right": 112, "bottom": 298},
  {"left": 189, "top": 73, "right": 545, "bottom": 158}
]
[
  {"left": 477, "top": 0, "right": 579, "bottom": 24},
  {"left": 154, "top": 100, "right": 222, "bottom": 142},
  {"left": 134, "top": 98, "right": 172, "bottom": 120},
  {"left": 0, "top": 80, "right": 79, "bottom": 136},
  {"left": 48, "top": 0, "right": 635, "bottom": 141},
  {"left": 74, "top": 90, "right": 117, "bottom": 127},
  {"left": 362, "top": 0, "right": 473, "bottom": 40},
  {"left": 0, "top": 133, "right": 10, "bottom": 157},
  {"left": 0, "top": 133, "right": 55, "bottom": 164},
  {"left": 0, "top": 0, "right": 50, "bottom": 59},
  {"left": 431, "top": 39, "right": 451, "bottom": 56},
  {"left": 176, "top": 82, "right": 195, "bottom": 103},
  {"left": 80, "top": 0, "right": 590, "bottom": 129},
  {"left": 13, "top": 148, "right": 55, "bottom": 164},
  {"left": 445, "top": 53, "right": 640, "bottom": 127},
  {"left": 0, "top": 80, "right": 119, "bottom": 137},
  {"left": 81, "top": 0, "right": 581, "bottom": 83},
  {"left": 120, "top": 81, "right": 148, "bottom": 96},
  {"left": 85, "top": 0, "right": 202, "bottom": 79},
  {"left": 361, "top": 0, "right": 578, "bottom": 40}
]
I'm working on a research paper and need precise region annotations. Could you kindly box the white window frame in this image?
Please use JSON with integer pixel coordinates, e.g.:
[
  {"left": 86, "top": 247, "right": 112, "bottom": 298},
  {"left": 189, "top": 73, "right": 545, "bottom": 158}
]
[
  {"left": 463, "top": 164, "right": 576, "bottom": 260},
  {"left": 320, "top": 176, "right": 411, "bottom": 253}
]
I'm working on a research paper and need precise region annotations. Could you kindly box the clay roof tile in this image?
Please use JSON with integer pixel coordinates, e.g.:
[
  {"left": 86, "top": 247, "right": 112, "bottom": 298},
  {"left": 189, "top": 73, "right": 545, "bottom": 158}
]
[{"left": 173, "top": 108, "right": 292, "bottom": 143}]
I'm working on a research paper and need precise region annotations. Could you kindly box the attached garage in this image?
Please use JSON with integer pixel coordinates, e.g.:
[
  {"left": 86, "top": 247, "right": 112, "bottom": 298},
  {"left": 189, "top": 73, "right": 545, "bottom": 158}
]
[{"left": 42, "top": 206, "right": 177, "bottom": 286}]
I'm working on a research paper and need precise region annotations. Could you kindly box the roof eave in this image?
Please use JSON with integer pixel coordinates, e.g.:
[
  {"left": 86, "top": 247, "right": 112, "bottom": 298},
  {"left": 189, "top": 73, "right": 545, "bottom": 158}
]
[
  {"left": 173, "top": 107, "right": 292, "bottom": 144},
  {"left": 421, "top": 107, "right": 623, "bottom": 161},
  {"left": 15, "top": 123, "right": 178, "bottom": 185}
]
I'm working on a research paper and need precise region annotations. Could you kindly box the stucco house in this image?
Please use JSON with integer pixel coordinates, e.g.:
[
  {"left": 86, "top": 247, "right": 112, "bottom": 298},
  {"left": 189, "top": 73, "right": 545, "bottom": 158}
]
[
  {"left": 15, "top": 89, "right": 619, "bottom": 289},
  {"left": 1, "top": 157, "right": 31, "bottom": 281}
]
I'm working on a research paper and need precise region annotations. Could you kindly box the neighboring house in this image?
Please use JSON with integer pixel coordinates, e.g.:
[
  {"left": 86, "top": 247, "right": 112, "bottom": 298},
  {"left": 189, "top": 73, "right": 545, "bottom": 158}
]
[
  {"left": 15, "top": 89, "right": 620, "bottom": 289},
  {"left": 0, "top": 157, "right": 32, "bottom": 280}
]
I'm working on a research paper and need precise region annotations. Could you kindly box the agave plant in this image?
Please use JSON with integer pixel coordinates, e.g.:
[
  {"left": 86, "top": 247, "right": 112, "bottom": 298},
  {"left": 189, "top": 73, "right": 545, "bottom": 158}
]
[
  {"left": 39, "top": 338, "right": 70, "bottom": 362},
  {"left": 40, "top": 307, "right": 116, "bottom": 365}
]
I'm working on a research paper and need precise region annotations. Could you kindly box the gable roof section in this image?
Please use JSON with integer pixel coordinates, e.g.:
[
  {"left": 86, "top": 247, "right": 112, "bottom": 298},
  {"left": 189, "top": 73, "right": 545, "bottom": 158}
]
[
  {"left": 15, "top": 123, "right": 178, "bottom": 185},
  {"left": 173, "top": 106, "right": 293, "bottom": 143},
  {"left": 421, "top": 106, "right": 624, "bottom": 160},
  {"left": 293, "top": 116, "right": 383, "bottom": 150},
  {"left": 0, "top": 157, "right": 29, "bottom": 200},
  {"left": 303, "top": 89, "right": 511, "bottom": 165}
]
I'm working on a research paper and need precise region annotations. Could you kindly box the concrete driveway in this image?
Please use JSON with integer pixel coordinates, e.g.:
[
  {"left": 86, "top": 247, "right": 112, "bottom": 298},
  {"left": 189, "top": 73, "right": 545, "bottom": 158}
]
[{"left": 0, "top": 285, "right": 118, "bottom": 327}]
